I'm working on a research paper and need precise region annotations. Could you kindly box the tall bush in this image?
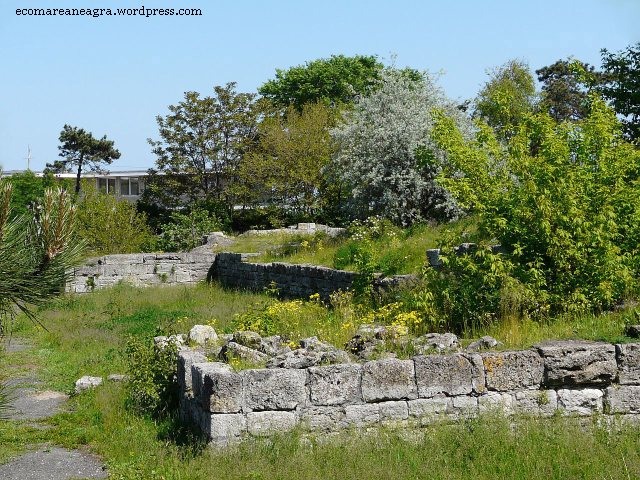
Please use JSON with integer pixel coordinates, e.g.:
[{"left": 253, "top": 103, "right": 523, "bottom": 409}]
[
  {"left": 422, "top": 97, "right": 640, "bottom": 331},
  {"left": 157, "top": 207, "right": 221, "bottom": 252}
]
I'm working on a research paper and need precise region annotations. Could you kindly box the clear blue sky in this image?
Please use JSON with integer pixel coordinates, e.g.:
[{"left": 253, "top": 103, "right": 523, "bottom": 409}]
[{"left": 1, "top": 0, "right": 638, "bottom": 172}]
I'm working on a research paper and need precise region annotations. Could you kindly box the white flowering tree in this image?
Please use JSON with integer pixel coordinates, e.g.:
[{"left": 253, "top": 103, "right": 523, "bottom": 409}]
[{"left": 330, "top": 69, "right": 474, "bottom": 225}]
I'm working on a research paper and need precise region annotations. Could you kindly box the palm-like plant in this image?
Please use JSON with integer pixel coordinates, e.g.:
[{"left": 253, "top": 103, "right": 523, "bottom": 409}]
[{"left": 0, "top": 173, "right": 82, "bottom": 417}]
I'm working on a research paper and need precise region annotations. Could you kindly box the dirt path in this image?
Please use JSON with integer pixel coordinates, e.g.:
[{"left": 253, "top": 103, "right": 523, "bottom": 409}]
[{"left": 1, "top": 338, "right": 108, "bottom": 479}]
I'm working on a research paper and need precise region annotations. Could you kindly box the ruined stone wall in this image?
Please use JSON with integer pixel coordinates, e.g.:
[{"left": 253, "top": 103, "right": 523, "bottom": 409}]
[
  {"left": 214, "top": 252, "right": 417, "bottom": 299},
  {"left": 178, "top": 340, "right": 640, "bottom": 446},
  {"left": 66, "top": 253, "right": 218, "bottom": 293}
]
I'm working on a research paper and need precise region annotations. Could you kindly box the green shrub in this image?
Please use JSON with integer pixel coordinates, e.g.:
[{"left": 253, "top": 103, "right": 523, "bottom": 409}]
[
  {"left": 157, "top": 207, "right": 221, "bottom": 252},
  {"left": 125, "top": 336, "right": 178, "bottom": 415},
  {"left": 424, "top": 96, "right": 640, "bottom": 328},
  {"left": 75, "top": 182, "right": 152, "bottom": 255}
]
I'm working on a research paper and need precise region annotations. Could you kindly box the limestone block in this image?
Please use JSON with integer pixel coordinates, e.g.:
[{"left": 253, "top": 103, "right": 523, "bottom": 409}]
[
  {"left": 451, "top": 396, "right": 478, "bottom": 412},
  {"left": 233, "top": 331, "right": 262, "bottom": 350},
  {"left": 512, "top": 389, "right": 558, "bottom": 416},
  {"left": 379, "top": 401, "right": 409, "bottom": 422},
  {"left": 345, "top": 404, "right": 380, "bottom": 427},
  {"left": 616, "top": 343, "right": 640, "bottom": 385},
  {"left": 557, "top": 388, "right": 603, "bottom": 415},
  {"left": 177, "top": 349, "right": 207, "bottom": 391},
  {"left": 478, "top": 392, "right": 513, "bottom": 413},
  {"left": 407, "top": 397, "right": 451, "bottom": 419},
  {"left": 481, "top": 350, "right": 543, "bottom": 391},
  {"left": 246, "top": 411, "right": 297, "bottom": 436},
  {"left": 242, "top": 369, "right": 307, "bottom": 412},
  {"left": 308, "top": 364, "right": 362, "bottom": 406},
  {"left": 536, "top": 340, "right": 616, "bottom": 386},
  {"left": 75, "top": 376, "right": 103, "bottom": 394},
  {"left": 219, "top": 342, "right": 268, "bottom": 364},
  {"left": 192, "top": 362, "right": 240, "bottom": 413},
  {"left": 361, "top": 358, "right": 417, "bottom": 402},
  {"left": 188, "top": 325, "right": 218, "bottom": 345},
  {"left": 604, "top": 385, "right": 640, "bottom": 414},
  {"left": 414, "top": 354, "right": 474, "bottom": 398},
  {"left": 205, "top": 414, "right": 246, "bottom": 446},
  {"left": 298, "top": 406, "right": 346, "bottom": 431}
]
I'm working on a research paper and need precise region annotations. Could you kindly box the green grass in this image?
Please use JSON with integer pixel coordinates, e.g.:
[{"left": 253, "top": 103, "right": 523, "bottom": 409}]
[{"left": 2, "top": 282, "right": 640, "bottom": 479}]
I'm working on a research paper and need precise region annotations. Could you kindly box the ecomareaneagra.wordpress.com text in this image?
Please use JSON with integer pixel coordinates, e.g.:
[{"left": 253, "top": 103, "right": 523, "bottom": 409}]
[{"left": 16, "top": 6, "right": 202, "bottom": 17}]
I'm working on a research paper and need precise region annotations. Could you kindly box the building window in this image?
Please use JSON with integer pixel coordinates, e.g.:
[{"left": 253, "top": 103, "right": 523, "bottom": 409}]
[
  {"left": 98, "top": 178, "right": 107, "bottom": 193},
  {"left": 120, "top": 177, "right": 130, "bottom": 196},
  {"left": 107, "top": 178, "right": 116, "bottom": 194},
  {"left": 130, "top": 177, "right": 139, "bottom": 196}
]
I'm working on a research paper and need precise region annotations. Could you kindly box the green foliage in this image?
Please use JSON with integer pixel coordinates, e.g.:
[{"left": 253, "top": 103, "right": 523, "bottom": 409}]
[
  {"left": 46, "top": 124, "right": 121, "bottom": 194},
  {"left": 473, "top": 59, "right": 538, "bottom": 141},
  {"left": 125, "top": 336, "right": 178, "bottom": 415},
  {"left": 157, "top": 207, "right": 221, "bottom": 252},
  {"left": 258, "top": 54, "right": 383, "bottom": 110},
  {"left": 5, "top": 171, "right": 60, "bottom": 218},
  {"left": 428, "top": 97, "right": 640, "bottom": 327},
  {"left": 75, "top": 182, "right": 152, "bottom": 255},
  {"left": 0, "top": 176, "right": 82, "bottom": 335},
  {"left": 599, "top": 42, "right": 640, "bottom": 140}
]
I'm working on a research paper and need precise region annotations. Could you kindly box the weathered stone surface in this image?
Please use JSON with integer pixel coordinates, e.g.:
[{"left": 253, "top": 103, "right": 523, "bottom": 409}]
[
  {"left": 246, "top": 411, "right": 297, "bottom": 436},
  {"left": 536, "top": 340, "right": 616, "bottom": 386},
  {"left": 192, "top": 362, "right": 240, "bottom": 413},
  {"left": 616, "top": 343, "right": 640, "bottom": 385},
  {"left": 266, "top": 349, "right": 322, "bottom": 369},
  {"left": 408, "top": 397, "right": 450, "bottom": 420},
  {"left": 466, "top": 336, "right": 504, "bottom": 352},
  {"left": 362, "top": 358, "right": 417, "bottom": 402},
  {"left": 557, "top": 388, "right": 603, "bottom": 415},
  {"left": 233, "top": 331, "right": 262, "bottom": 350},
  {"left": 481, "top": 350, "right": 543, "bottom": 391},
  {"left": 414, "top": 354, "right": 474, "bottom": 398},
  {"left": 478, "top": 392, "right": 513, "bottom": 413},
  {"left": 219, "top": 342, "right": 268, "bottom": 364},
  {"left": 205, "top": 414, "right": 246, "bottom": 445},
  {"left": 345, "top": 404, "right": 379, "bottom": 427},
  {"left": 308, "top": 364, "right": 362, "bottom": 406},
  {"left": 379, "top": 400, "right": 409, "bottom": 422},
  {"left": 177, "top": 349, "right": 208, "bottom": 392},
  {"left": 106, "top": 374, "right": 130, "bottom": 383},
  {"left": 188, "top": 325, "right": 218, "bottom": 345},
  {"left": 414, "top": 333, "right": 458, "bottom": 353},
  {"left": 451, "top": 396, "right": 478, "bottom": 412},
  {"left": 605, "top": 385, "right": 640, "bottom": 414},
  {"left": 297, "top": 406, "right": 346, "bottom": 431},
  {"left": 243, "top": 369, "right": 307, "bottom": 412},
  {"left": 512, "top": 389, "right": 558, "bottom": 416},
  {"left": 75, "top": 376, "right": 102, "bottom": 394},
  {"left": 260, "top": 335, "right": 291, "bottom": 357}
]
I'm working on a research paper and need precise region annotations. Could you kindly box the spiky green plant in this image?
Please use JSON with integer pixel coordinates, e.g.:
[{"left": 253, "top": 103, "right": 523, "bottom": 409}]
[{"left": 0, "top": 174, "right": 83, "bottom": 336}]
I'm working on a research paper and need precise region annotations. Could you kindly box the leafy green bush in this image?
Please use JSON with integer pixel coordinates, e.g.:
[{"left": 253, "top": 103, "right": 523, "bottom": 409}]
[
  {"left": 125, "top": 336, "right": 178, "bottom": 415},
  {"left": 423, "top": 96, "right": 640, "bottom": 329},
  {"left": 75, "top": 182, "right": 152, "bottom": 255},
  {"left": 157, "top": 208, "right": 221, "bottom": 252}
]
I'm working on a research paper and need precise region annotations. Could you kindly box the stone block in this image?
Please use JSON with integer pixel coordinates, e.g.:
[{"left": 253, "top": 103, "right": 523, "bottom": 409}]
[
  {"left": 297, "top": 406, "right": 346, "bottom": 431},
  {"left": 408, "top": 397, "right": 451, "bottom": 419},
  {"left": 242, "top": 369, "right": 307, "bottom": 412},
  {"left": 205, "top": 414, "right": 246, "bottom": 446},
  {"left": 478, "top": 392, "right": 513, "bottom": 413},
  {"left": 616, "top": 343, "right": 640, "bottom": 385},
  {"left": 308, "top": 364, "right": 362, "bottom": 406},
  {"left": 192, "top": 362, "right": 240, "bottom": 413},
  {"left": 481, "top": 350, "right": 543, "bottom": 391},
  {"left": 188, "top": 325, "right": 218, "bottom": 345},
  {"left": 345, "top": 404, "right": 380, "bottom": 427},
  {"left": 414, "top": 354, "right": 474, "bottom": 398},
  {"left": 451, "top": 396, "right": 478, "bottom": 411},
  {"left": 557, "top": 388, "right": 603, "bottom": 415},
  {"left": 75, "top": 376, "right": 103, "bottom": 394},
  {"left": 379, "top": 401, "right": 409, "bottom": 422},
  {"left": 361, "top": 358, "right": 417, "bottom": 402},
  {"left": 512, "top": 389, "right": 558, "bottom": 416},
  {"left": 536, "top": 340, "right": 616, "bottom": 386},
  {"left": 246, "top": 411, "right": 297, "bottom": 436},
  {"left": 604, "top": 385, "right": 640, "bottom": 414},
  {"left": 177, "top": 349, "right": 207, "bottom": 392}
]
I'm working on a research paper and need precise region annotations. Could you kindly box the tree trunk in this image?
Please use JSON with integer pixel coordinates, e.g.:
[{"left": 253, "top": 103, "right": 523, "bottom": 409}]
[{"left": 75, "top": 154, "right": 84, "bottom": 194}]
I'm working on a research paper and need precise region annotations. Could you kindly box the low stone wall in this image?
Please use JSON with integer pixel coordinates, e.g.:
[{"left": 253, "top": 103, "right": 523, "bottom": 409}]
[
  {"left": 213, "top": 252, "right": 417, "bottom": 299},
  {"left": 66, "top": 253, "right": 217, "bottom": 293},
  {"left": 179, "top": 340, "right": 640, "bottom": 446}
]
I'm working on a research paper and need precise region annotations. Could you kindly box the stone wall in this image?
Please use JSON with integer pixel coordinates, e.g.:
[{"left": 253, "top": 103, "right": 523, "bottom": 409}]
[
  {"left": 178, "top": 339, "right": 640, "bottom": 446},
  {"left": 66, "top": 253, "right": 217, "bottom": 293},
  {"left": 213, "top": 252, "right": 417, "bottom": 299}
]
